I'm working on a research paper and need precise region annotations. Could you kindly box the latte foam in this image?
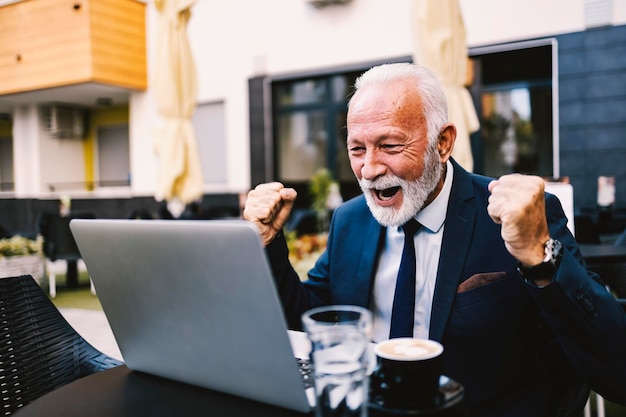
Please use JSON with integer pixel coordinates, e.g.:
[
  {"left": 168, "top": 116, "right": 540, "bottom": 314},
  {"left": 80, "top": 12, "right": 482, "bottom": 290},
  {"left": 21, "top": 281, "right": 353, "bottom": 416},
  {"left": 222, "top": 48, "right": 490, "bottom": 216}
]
[{"left": 375, "top": 338, "right": 443, "bottom": 361}]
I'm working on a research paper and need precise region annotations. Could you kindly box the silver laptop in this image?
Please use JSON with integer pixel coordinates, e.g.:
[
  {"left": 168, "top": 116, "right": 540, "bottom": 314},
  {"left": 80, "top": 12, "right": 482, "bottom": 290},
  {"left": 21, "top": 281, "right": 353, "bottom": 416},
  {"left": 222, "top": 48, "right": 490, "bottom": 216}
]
[{"left": 70, "top": 218, "right": 314, "bottom": 412}]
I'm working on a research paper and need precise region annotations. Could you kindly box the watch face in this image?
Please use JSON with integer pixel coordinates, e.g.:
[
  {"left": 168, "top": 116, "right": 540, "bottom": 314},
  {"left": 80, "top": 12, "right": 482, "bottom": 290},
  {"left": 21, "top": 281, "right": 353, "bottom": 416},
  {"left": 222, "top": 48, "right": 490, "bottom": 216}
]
[
  {"left": 548, "top": 239, "right": 563, "bottom": 265},
  {"left": 518, "top": 239, "right": 563, "bottom": 281}
]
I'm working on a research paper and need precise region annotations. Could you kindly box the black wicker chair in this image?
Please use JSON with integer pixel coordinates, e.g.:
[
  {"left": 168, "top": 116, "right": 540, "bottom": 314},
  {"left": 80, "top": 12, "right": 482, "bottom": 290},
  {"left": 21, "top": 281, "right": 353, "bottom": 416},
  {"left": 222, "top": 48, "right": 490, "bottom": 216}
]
[{"left": 0, "top": 275, "right": 123, "bottom": 415}]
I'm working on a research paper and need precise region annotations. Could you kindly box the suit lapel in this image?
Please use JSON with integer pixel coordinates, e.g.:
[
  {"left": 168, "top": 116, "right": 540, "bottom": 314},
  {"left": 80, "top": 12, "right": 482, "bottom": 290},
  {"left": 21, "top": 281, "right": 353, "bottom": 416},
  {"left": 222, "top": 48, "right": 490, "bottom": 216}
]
[
  {"left": 352, "top": 218, "right": 385, "bottom": 307},
  {"left": 429, "top": 161, "right": 477, "bottom": 342}
]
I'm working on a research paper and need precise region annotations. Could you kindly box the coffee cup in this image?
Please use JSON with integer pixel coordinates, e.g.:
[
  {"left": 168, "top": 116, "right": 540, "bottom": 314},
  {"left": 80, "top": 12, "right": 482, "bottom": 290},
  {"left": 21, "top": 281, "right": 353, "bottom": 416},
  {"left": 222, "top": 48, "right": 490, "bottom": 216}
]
[{"left": 369, "top": 338, "right": 444, "bottom": 411}]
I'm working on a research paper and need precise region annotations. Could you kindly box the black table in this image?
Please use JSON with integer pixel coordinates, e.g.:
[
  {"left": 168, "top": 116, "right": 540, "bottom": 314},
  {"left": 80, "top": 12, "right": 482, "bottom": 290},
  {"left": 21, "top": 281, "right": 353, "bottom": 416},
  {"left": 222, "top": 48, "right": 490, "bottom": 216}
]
[
  {"left": 13, "top": 365, "right": 310, "bottom": 417},
  {"left": 579, "top": 244, "right": 626, "bottom": 265},
  {"left": 14, "top": 365, "right": 467, "bottom": 417}
]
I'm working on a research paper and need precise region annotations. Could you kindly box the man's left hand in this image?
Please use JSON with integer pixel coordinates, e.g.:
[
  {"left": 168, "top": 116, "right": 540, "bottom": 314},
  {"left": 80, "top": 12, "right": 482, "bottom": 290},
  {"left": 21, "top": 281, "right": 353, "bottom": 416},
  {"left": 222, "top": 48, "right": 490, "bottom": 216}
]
[{"left": 487, "top": 174, "right": 550, "bottom": 267}]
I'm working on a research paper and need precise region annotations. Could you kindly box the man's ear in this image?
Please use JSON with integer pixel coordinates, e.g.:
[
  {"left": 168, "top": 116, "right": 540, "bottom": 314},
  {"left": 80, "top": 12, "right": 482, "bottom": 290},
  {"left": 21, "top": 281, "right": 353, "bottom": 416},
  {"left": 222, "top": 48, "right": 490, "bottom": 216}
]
[{"left": 438, "top": 124, "right": 457, "bottom": 163}]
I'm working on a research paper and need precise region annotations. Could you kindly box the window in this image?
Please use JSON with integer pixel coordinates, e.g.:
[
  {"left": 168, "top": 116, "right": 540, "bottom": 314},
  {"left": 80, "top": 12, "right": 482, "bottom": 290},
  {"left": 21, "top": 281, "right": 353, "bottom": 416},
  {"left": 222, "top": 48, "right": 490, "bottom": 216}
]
[
  {"left": 96, "top": 125, "right": 130, "bottom": 187},
  {"left": 272, "top": 72, "right": 362, "bottom": 206},
  {"left": 0, "top": 115, "right": 13, "bottom": 191},
  {"left": 0, "top": 137, "right": 13, "bottom": 191},
  {"left": 470, "top": 39, "right": 558, "bottom": 178},
  {"left": 192, "top": 101, "right": 227, "bottom": 186}
]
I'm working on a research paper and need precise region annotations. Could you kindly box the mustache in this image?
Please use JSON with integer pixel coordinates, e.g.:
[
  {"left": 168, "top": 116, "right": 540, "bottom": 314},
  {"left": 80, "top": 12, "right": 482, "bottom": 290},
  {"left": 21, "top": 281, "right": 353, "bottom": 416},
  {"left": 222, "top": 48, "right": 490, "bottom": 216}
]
[{"left": 359, "top": 175, "right": 406, "bottom": 190}]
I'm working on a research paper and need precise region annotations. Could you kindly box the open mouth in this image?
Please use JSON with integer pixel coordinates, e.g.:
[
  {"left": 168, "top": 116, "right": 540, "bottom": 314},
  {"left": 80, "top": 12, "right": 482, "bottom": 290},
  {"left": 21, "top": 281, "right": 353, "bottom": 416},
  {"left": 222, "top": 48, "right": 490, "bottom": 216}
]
[{"left": 375, "top": 186, "right": 401, "bottom": 201}]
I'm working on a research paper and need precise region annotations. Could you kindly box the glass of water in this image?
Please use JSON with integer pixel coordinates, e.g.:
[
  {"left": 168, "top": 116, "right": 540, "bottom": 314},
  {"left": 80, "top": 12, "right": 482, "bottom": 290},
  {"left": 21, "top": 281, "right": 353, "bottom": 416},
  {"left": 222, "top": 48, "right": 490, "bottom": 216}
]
[{"left": 302, "top": 305, "right": 372, "bottom": 417}]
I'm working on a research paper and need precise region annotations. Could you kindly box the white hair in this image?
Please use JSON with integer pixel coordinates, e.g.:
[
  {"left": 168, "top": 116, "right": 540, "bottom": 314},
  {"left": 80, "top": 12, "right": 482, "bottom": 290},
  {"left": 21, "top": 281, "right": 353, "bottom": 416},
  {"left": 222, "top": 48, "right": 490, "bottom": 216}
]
[{"left": 351, "top": 63, "right": 449, "bottom": 146}]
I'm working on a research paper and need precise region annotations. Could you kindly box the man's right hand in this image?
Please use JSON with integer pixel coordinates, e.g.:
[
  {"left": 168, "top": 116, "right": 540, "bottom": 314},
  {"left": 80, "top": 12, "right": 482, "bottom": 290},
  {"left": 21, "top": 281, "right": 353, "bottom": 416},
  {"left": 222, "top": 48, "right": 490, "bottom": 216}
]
[{"left": 243, "top": 182, "right": 297, "bottom": 246}]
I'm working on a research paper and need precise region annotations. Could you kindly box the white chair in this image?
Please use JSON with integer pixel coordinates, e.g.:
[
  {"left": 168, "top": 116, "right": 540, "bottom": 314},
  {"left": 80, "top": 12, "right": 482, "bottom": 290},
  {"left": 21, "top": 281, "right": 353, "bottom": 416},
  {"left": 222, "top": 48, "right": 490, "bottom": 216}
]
[
  {"left": 38, "top": 211, "right": 97, "bottom": 298},
  {"left": 45, "top": 259, "right": 95, "bottom": 298},
  {"left": 584, "top": 393, "right": 605, "bottom": 417}
]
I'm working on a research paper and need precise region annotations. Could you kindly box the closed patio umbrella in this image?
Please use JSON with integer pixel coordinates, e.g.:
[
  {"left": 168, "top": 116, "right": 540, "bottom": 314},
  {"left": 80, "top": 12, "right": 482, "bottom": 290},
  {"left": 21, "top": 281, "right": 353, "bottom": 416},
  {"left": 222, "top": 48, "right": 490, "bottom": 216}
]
[
  {"left": 153, "top": 0, "right": 203, "bottom": 217},
  {"left": 412, "top": 0, "right": 479, "bottom": 172}
]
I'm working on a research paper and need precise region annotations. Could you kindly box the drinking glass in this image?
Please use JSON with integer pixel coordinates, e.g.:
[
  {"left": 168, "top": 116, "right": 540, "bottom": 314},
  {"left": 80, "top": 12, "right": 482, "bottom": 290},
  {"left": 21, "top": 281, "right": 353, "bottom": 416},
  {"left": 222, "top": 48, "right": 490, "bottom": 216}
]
[{"left": 302, "top": 305, "right": 372, "bottom": 417}]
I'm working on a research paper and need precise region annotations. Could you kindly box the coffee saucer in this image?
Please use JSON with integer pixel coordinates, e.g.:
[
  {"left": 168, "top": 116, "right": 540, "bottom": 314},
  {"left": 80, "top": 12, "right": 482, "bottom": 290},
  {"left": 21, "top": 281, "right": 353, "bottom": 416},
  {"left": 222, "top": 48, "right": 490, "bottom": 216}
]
[{"left": 368, "top": 375, "right": 466, "bottom": 416}]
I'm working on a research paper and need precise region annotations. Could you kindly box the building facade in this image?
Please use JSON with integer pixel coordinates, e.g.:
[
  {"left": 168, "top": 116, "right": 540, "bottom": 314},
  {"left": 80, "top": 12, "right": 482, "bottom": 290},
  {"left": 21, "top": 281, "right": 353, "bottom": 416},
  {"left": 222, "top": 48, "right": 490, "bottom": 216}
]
[{"left": 1, "top": 0, "right": 625, "bottom": 235}]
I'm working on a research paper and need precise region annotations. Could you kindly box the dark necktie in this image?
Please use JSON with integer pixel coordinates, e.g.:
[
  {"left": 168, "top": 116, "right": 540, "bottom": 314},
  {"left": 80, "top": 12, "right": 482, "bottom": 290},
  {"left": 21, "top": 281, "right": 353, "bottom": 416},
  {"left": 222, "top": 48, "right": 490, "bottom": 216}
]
[{"left": 389, "top": 219, "right": 421, "bottom": 339}]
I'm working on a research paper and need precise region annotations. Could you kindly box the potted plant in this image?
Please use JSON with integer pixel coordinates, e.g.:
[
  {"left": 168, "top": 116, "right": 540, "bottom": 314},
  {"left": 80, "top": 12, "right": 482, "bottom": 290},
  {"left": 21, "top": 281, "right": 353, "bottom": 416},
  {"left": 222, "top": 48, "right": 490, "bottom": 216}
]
[
  {"left": 0, "top": 235, "right": 45, "bottom": 283},
  {"left": 309, "top": 168, "right": 342, "bottom": 233}
]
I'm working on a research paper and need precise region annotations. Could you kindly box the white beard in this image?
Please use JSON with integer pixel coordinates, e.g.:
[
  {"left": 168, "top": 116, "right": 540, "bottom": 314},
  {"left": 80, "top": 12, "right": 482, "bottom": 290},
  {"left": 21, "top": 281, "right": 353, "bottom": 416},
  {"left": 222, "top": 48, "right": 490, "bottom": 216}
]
[{"left": 359, "top": 146, "right": 443, "bottom": 227}]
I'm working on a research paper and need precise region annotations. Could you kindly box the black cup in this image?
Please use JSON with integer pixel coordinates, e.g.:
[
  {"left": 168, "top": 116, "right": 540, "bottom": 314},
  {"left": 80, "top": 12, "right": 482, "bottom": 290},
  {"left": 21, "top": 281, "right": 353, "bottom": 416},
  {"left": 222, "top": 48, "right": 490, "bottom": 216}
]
[{"left": 369, "top": 338, "right": 444, "bottom": 411}]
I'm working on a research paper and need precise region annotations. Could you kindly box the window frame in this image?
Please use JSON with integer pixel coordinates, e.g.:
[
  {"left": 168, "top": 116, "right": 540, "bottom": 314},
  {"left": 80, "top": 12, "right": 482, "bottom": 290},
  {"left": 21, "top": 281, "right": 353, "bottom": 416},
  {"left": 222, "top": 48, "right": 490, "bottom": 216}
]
[{"left": 469, "top": 38, "right": 560, "bottom": 178}]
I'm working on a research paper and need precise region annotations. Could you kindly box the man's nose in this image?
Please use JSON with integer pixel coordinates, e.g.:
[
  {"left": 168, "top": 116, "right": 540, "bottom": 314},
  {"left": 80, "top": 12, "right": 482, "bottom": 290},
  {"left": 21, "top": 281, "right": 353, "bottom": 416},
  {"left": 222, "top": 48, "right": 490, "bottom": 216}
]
[{"left": 361, "top": 150, "right": 387, "bottom": 180}]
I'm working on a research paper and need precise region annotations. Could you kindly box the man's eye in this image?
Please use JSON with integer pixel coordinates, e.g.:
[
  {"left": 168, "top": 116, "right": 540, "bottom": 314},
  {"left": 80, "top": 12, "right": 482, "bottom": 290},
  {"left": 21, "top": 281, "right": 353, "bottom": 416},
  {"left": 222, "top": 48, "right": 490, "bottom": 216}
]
[
  {"left": 349, "top": 146, "right": 365, "bottom": 153},
  {"left": 381, "top": 144, "right": 403, "bottom": 152}
]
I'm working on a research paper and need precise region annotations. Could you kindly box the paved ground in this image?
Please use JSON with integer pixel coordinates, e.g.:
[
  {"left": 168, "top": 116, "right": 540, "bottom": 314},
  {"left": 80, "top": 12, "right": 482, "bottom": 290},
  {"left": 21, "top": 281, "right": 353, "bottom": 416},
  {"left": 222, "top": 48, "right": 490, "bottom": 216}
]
[{"left": 60, "top": 308, "right": 123, "bottom": 361}]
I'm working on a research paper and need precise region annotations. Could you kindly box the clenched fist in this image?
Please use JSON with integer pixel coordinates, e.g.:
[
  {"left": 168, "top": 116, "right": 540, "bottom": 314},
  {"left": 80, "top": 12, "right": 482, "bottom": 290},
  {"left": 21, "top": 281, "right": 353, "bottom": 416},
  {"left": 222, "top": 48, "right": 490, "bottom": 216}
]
[
  {"left": 243, "top": 182, "right": 298, "bottom": 246},
  {"left": 487, "top": 174, "right": 550, "bottom": 268}
]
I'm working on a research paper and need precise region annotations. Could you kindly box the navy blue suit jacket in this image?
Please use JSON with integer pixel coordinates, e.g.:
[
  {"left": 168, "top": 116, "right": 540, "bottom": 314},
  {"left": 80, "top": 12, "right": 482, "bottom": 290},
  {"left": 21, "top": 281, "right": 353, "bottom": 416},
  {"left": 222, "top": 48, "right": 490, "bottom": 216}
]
[{"left": 266, "top": 160, "right": 626, "bottom": 416}]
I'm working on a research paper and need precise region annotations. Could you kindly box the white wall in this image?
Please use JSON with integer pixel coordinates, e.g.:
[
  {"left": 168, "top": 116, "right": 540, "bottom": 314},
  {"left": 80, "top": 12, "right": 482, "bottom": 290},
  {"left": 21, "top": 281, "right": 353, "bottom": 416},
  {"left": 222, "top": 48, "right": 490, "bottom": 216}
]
[
  {"left": 37, "top": 123, "right": 85, "bottom": 194},
  {"left": 184, "top": 0, "right": 416, "bottom": 193},
  {"left": 121, "top": 0, "right": 626, "bottom": 195},
  {"left": 461, "top": 0, "right": 626, "bottom": 46},
  {"left": 11, "top": 105, "right": 40, "bottom": 197},
  {"left": 11, "top": 104, "right": 83, "bottom": 197}
]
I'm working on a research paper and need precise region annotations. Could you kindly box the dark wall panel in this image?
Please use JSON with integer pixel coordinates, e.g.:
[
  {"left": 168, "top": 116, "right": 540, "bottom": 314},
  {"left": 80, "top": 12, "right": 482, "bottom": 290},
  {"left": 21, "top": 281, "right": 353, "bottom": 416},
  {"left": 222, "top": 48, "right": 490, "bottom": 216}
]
[{"left": 557, "top": 24, "right": 626, "bottom": 209}]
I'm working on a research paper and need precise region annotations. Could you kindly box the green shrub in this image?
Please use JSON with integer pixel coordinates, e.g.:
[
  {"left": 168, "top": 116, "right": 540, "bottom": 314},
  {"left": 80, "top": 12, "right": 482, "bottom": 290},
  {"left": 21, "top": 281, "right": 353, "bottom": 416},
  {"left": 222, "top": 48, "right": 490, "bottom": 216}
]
[{"left": 0, "top": 235, "right": 43, "bottom": 258}]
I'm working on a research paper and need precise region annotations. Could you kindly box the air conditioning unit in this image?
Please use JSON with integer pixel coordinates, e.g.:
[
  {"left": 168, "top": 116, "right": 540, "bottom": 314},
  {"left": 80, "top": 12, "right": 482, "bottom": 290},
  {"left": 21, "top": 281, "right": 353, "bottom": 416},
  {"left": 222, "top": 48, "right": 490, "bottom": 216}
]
[{"left": 44, "top": 105, "right": 85, "bottom": 139}]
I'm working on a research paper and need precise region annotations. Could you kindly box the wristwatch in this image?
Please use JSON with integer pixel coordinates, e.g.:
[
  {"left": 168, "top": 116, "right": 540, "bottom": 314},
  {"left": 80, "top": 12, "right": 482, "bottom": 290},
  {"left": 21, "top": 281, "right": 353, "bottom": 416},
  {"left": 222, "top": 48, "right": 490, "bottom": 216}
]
[{"left": 517, "top": 238, "right": 563, "bottom": 281}]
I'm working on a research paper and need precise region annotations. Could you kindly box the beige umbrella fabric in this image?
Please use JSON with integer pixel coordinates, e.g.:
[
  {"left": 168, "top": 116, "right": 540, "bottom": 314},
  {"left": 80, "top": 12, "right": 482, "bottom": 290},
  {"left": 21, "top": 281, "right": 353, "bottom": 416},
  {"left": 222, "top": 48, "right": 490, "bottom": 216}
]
[
  {"left": 412, "top": 0, "right": 479, "bottom": 172},
  {"left": 153, "top": 0, "right": 203, "bottom": 217}
]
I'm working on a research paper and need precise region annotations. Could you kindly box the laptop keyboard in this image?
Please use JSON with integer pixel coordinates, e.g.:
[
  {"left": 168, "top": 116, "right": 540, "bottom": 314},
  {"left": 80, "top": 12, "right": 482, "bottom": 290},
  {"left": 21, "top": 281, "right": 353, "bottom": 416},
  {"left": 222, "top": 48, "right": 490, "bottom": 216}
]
[{"left": 296, "top": 357, "right": 314, "bottom": 389}]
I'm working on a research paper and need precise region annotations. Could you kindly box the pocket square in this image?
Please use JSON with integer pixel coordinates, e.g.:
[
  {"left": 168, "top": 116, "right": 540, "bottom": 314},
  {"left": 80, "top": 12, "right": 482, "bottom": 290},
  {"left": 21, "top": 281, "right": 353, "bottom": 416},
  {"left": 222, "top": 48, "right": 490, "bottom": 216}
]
[{"left": 457, "top": 272, "right": 507, "bottom": 293}]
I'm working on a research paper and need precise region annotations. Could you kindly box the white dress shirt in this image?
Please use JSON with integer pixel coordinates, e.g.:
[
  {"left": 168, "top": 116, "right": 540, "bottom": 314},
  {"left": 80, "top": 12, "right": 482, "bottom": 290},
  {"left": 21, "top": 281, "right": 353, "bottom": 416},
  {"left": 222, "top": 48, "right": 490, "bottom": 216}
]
[{"left": 371, "top": 161, "right": 453, "bottom": 342}]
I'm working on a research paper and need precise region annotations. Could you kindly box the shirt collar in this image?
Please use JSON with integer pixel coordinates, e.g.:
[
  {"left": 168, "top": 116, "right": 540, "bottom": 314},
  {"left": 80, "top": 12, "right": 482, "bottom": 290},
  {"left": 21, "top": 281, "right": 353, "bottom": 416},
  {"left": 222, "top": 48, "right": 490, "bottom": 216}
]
[{"left": 413, "top": 160, "right": 453, "bottom": 234}]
